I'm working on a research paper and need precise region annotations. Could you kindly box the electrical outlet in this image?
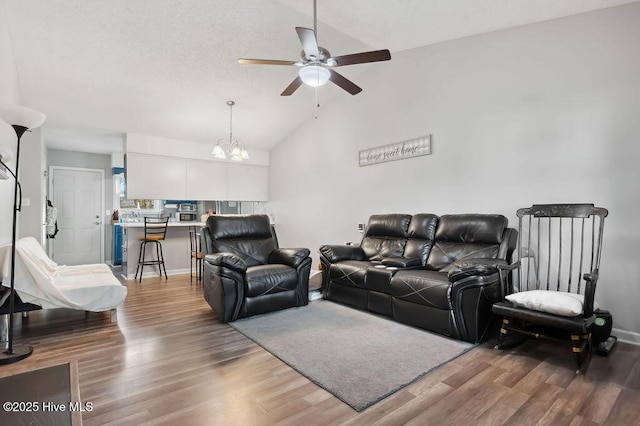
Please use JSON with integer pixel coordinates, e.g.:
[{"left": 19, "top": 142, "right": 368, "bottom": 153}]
[{"left": 358, "top": 223, "right": 364, "bottom": 232}]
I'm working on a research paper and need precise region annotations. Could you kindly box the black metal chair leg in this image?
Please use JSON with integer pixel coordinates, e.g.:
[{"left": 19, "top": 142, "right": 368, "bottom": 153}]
[
  {"left": 190, "top": 252, "right": 194, "bottom": 282},
  {"left": 158, "top": 240, "right": 167, "bottom": 279},
  {"left": 154, "top": 241, "right": 161, "bottom": 277},
  {"left": 137, "top": 241, "right": 148, "bottom": 282},
  {"left": 135, "top": 241, "right": 143, "bottom": 281}
]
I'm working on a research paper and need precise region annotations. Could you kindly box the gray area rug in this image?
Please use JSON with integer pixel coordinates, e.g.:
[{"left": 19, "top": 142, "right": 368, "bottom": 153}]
[{"left": 230, "top": 300, "right": 474, "bottom": 411}]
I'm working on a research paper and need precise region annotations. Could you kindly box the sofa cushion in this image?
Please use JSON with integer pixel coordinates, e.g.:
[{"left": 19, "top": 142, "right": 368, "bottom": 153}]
[
  {"left": 426, "top": 214, "right": 507, "bottom": 271},
  {"left": 434, "top": 214, "right": 507, "bottom": 244},
  {"left": 245, "top": 264, "right": 298, "bottom": 297},
  {"left": 403, "top": 213, "right": 439, "bottom": 266},
  {"left": 329, "top": 260, "right": 374, "bottom": 288},
  {"left": 360, "top": 214, "right": 411, "bottom": 261},
  {"left": 390, "top": 270, "right": 450, "bottom": 310}
]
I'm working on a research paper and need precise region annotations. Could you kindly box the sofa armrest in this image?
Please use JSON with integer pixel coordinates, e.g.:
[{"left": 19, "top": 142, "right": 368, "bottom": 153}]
[
  {"left": 447, "top": 258, "right": 507, "bottom": 283},
  {"left": 381, "top": 257, "right": 422, "bottom": 268},
  {"left": 205, "top": 253, "right": 247, "bottom": 274},
  {"left": 449, "top": 273, "right": 503, "bottom": 342},
  {"left": 269, "top": 248, "right": 311, "bottom": 268},
  {"left": 319, "top": 244, "right": 365, "bottom": 263},
  {"left": 449, "top": 259, "right": 511, "bottom": 342}
]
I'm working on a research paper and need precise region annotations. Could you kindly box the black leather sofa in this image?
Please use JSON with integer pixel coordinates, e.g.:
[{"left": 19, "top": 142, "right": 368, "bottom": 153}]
[
  {"left": 201, "top": 215, "right": 312, "bottom": 322},
  {"left": 320, "top": 214, "right": 517, "bottom": 342}
]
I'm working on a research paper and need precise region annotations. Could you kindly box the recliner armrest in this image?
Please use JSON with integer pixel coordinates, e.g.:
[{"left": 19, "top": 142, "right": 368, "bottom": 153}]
[
  {"left": 448, "top": 258, "right": 507, "bottom": 283},
  {"left": 269, "top": 248, "right": 311, "bottom": 268},
  {"left": 200, "top": 227, "right": 213, "bottom": 256},
  {"left": 319, "top": 244, "right": 365, "bottom": 263},
  {"left": 205, "top": 253, "right": 247, "bottom": 273},
  {"left": 381, "top": 257, "right": 422, "bottom": 268}
]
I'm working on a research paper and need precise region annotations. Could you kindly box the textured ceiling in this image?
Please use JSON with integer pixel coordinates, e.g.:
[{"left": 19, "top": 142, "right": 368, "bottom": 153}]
[{"left": 3, "top": 0, "right": 638, "bottom": 154}]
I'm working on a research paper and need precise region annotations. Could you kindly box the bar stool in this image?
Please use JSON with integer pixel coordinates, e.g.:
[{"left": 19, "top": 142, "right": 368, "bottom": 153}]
[
  {"left": 135, "top": 217, "right": 169, "bottom": 282},
  {"left": 189, "top": 227, "right": 203, "bottom": 283}
]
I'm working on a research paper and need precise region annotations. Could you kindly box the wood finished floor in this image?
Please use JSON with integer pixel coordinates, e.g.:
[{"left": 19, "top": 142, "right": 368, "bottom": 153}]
[{"left": 2, "top": 274, "right": 639, "bottom": 425}]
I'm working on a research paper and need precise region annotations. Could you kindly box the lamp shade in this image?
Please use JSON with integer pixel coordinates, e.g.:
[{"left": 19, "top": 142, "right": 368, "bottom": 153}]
[
  {"left": 0, "top": 105, "right": 46, "bottom": 130},
  {"left": 299, "top": 65, "right": 330, "bottom": 87},
  {"left": 0, "top": 145, "right": 13, "bottom": 162},
  {"left": 212, "top": 144, "right": 227, "bottom": 159}
]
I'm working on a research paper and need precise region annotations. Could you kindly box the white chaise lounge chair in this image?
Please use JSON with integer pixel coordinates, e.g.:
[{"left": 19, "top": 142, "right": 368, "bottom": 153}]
[{"left": 0, "top": 237, "right": 127, "bottom": 323}]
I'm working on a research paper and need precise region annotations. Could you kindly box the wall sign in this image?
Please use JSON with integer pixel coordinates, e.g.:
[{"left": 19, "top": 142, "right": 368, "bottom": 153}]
[{"left": 358, "top": 135, "right": 431, "bottom": 167}]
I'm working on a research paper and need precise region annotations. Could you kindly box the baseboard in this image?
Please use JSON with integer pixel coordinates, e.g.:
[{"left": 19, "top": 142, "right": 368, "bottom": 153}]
[
  {"left": 123, "top": 268, "right": 191, "bottom": 281},
  {"left": 612, "top": 327, "right": 640, "bottom": 346}
]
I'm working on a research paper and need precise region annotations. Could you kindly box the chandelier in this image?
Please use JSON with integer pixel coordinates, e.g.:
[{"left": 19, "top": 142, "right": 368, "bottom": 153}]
[{"left": 212, "top": 100, "right": 249, "bottom": 161}]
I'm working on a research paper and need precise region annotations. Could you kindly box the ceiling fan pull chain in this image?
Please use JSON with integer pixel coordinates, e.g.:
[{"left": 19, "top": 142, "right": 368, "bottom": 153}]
[{"left": 315, "top": 85, "right": 320, "bottom": 119}]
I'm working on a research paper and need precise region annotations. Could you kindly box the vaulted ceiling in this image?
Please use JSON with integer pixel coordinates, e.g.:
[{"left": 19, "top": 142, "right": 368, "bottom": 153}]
[{"left": 4, "top": 0, "right": 637, "bottom": 154}]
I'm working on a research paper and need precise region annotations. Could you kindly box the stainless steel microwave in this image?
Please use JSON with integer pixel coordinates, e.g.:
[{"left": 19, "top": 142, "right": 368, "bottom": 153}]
[
  {"left": 178, "top": 203, "right": 196, "bottom": 212},
  {"left": 178, "top": 213, "right": 197, "bottom": 222}
]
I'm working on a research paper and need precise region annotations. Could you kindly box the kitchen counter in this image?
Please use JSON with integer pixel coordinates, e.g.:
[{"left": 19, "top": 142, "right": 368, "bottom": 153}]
[
  {"left": 120, "top": 222, "right": 206, "bottom": 280},
  {"left": 117, "top": 221, "right": 205, "bottom": 228}
]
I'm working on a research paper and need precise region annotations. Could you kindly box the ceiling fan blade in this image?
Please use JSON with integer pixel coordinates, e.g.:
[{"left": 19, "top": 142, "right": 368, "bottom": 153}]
[
  {"left": 329, "top": 49, "right": 391, "bottom": 67},
  {"left": 238, "top": 59, "right": 298, "bottom": 66},
  {"left": 295, "top": 27, "right": 319, "bottom": 59},
  {"left": 328, "top": 70, "right": 362, "bottom": 95},
  {"left": 281, "top": 76, "right": 303, "bottom": 96}
]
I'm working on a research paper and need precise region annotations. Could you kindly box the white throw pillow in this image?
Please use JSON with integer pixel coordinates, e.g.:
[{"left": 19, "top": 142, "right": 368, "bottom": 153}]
[{"left": 505, "top": 290, "right": 596, "bottom": 317}]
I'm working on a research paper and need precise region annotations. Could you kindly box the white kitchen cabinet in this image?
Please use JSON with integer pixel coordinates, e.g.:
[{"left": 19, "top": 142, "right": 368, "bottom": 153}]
[
  {"left": 126, "top": 153, "right": 187, "bottom": 199},
  {"left": 186, "top": 159, "right": 228, "bottom": 200},
  {"left": 126, "top": 153, "right": 268, "bottom": 201},
  {"left": 226, "top": 163, "right": 269, "bottom": 201}
]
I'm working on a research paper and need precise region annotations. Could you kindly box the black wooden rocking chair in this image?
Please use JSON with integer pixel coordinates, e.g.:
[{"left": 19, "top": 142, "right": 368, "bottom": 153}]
[{"left": 493, "top": 204, "right": 610, "bottom": 374}]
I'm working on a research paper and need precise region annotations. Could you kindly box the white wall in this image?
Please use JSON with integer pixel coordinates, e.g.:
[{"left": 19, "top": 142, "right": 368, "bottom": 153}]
[
  {"left": 269, "top": 3, "right": 640, "bottom": 338},
  {"left": 0, "top": 0, "right": 22, "bottom": 245}
]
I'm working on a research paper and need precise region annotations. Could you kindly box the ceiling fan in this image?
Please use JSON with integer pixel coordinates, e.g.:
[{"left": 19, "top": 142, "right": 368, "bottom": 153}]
[{"left": 238, "top": 0, "right": 391, "bottom": 96}]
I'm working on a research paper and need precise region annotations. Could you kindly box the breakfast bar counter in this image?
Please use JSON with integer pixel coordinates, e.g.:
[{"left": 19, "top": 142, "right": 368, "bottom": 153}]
[{"left": 119, "top": 221, "right": 206, "bottom": 280}]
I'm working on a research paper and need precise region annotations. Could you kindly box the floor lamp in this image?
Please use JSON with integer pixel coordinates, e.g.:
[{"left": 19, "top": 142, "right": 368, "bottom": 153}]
[{"left": 0, "top": 105, "right": 46, "bottom": 365}]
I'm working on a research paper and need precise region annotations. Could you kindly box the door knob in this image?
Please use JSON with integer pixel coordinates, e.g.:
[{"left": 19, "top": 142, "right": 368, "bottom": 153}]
[{"left": 95, "top": 222, "right": 100, "bottom": 225}]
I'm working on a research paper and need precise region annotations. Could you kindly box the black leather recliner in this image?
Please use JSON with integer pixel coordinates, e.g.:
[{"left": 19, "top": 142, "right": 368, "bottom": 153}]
[
  {"left": 320, "top": 213, "right": 517, "bottom": 343},
  {"left": 201, "top": 215, "right": 312, "bottom": 322}
]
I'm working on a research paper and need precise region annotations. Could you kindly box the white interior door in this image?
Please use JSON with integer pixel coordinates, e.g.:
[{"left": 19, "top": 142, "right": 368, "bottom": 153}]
[{"left": 50, "top": 167, "right": 104, "bottom": 265}]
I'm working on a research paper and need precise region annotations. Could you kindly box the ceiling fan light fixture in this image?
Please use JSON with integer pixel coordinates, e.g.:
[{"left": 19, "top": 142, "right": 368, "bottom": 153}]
[{"left": 299, "top": 65, "right": 330, "bottom": 87}]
